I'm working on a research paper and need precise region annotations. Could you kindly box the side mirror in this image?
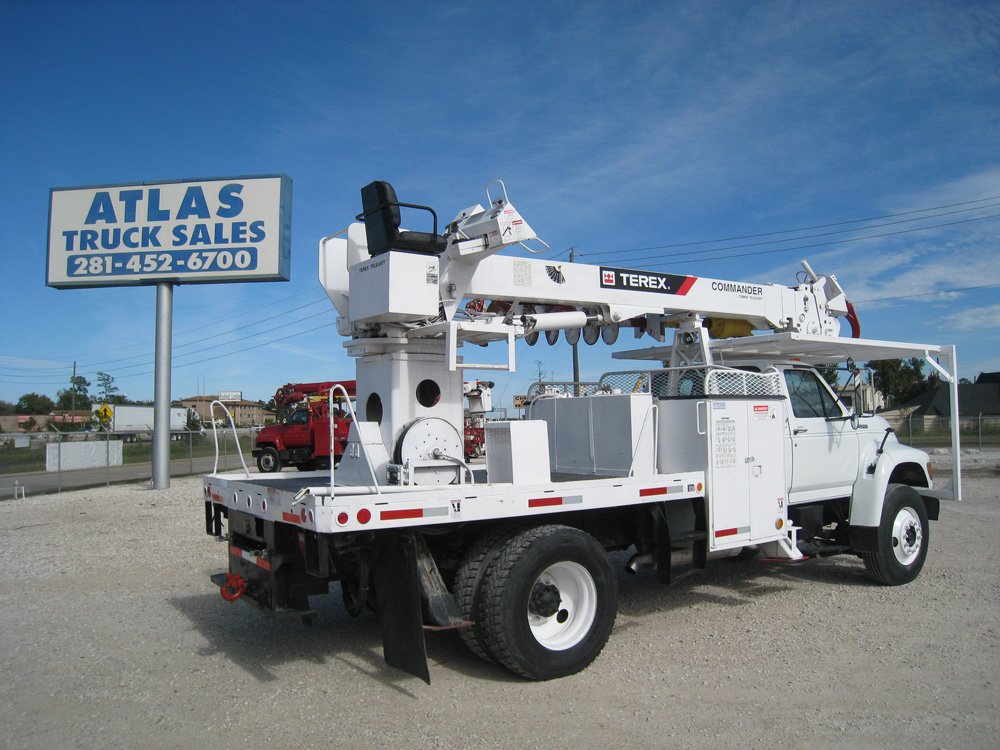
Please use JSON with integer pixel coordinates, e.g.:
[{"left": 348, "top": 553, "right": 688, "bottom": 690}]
[{"left": 851, "top": 411, "right": 860, "bottom": 430}]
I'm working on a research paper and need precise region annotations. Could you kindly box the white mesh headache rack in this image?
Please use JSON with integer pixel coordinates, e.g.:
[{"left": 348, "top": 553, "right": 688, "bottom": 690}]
[{"left": 598, "top": 366, "right": 783, "bottom": 399}]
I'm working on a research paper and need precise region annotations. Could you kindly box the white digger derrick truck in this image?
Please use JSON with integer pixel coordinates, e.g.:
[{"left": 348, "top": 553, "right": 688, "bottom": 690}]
[{"left": 202, "top": 180, "right": 961, "bottom": 683}]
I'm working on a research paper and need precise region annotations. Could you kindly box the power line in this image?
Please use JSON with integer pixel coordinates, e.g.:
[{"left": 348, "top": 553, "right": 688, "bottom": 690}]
[
  {"left": 73, "top": 297, "right": 331, "bottom": 370},
  {"left": 0, "top": 307, "right": 337, "bottom": 384},
  {"left": 2, "top": 291, "right": 330, "bottom": 375},
  {"left": 16, "top": 287, "right": 327, "bottom": 365},
  {"left": 597, "top": 195, "right": 1000, "bottom": 257},
  {"left": 852, "top": 282, "right": 1000, "bottom": 305},
  {"left": 547, "top": 195, "right": 999, "bottom": 264},
  {"left": 114, "top": 320, "right": 341, "bottom": 380},
  {"left": 640, "top": 212, "right": 1000, "bottom": 268}
]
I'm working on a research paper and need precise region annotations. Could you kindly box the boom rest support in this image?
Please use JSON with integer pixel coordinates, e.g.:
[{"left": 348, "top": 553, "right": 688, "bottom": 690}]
[{"left": 358, "top": 181, "right": 447, "bottom": 256}]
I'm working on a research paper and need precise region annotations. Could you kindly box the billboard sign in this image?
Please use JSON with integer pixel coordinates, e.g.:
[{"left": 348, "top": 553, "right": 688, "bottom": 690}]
[
  {"left": 47, "top": 174, "right": 291, "bottom": 288},
  {"left": 218, "top": 391, "right": 242, "bottom": 402}
]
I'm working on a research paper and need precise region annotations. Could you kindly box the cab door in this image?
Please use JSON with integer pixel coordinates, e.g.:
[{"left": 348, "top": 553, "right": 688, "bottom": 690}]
[
  {"left": 782, "top": 367, "right": 859, "bottom": 503},
  {"left": 282, "top": 408, "right": 312, "bottom": 449}
]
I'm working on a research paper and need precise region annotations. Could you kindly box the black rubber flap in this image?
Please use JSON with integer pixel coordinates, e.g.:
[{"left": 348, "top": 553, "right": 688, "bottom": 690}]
[{"left": 374, "top": 531, "right": 431, "bottom": 684}]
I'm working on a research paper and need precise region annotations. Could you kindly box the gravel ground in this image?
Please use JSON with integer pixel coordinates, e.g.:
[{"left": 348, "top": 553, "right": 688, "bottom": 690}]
[{"left": 1, "top": 453, "right": 997, "bottom": 750}]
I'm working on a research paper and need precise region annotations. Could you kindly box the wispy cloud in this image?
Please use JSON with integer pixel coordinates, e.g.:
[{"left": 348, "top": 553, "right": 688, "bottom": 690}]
[{"left": 937, "top": 303, "right": 1000, "bottom": 332}]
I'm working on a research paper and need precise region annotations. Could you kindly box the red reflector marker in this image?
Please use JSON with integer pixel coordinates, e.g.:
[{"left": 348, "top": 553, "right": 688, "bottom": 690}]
[
  {"left": 528, "top": 496, "right": 562, "bottom": 508},
  {"left": 381, "top": 508, "right": 424, "bottom": 521}
]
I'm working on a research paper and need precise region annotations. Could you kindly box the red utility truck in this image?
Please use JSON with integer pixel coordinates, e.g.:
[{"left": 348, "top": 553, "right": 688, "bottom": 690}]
[{"left": 252, "top": 381, "right": 356, "bottom": 473}]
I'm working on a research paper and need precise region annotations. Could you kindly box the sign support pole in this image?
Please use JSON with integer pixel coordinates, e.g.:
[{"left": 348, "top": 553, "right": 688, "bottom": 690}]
[{"left": 153, "top": 281, "right": 173, "bottom": 489}]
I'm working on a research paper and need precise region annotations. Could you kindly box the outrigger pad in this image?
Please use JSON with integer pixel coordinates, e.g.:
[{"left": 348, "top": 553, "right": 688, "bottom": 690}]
[{"left": 373, "top": 531, "right": 431, "bottom": 684}]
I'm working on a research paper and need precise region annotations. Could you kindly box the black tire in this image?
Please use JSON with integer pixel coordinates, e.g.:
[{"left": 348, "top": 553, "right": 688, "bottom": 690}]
[
  {"left": 479, "top": 525, "right": 617, "bottom": 680},
  {"left": 256, "top": 446, "right": 281, "bottom": 473},
  {"left": 452, "top": 525, "right": 525, "bottom": 664},
  {"left": 862, "top": 484, "right": 929, "bottom": 586}
]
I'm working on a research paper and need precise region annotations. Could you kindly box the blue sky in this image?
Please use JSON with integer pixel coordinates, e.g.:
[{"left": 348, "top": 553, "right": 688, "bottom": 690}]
[{"left": 2, "top": 0, "right": 998, "bottom": 411}]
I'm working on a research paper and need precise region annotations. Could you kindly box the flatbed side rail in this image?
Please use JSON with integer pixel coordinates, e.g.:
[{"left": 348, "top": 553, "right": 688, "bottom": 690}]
[{"left": 208, "top": 400, "right": 251, "bottom": 478}]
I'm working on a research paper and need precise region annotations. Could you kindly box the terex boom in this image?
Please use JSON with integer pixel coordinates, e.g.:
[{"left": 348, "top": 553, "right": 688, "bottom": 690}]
[{"left": 202, "top": 179, "right": 960, "bottom": 683}]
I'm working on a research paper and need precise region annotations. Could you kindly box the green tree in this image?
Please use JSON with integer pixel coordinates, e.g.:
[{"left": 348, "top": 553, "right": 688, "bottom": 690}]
[
  {"left": 56, "top": 375, "right": 92, "bottom": 410},
  {"left": 869, "top": 358, "right": 938, "bottom": 408},
  {"left": 95, "top": 371, "right": 125, "bottom": 404},
  {"left": 16, "top": 392, "right": 55, "bottom": 414},
  {"left": 0, "top": 400, "right": 15, "bottom": 416},
  {"left": 815, "top": 364, "right": 841, "bottom": 387}
]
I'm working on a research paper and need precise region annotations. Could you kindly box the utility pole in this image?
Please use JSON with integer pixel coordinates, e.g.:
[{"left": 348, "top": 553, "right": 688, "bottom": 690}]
[
  {"left": 70, "top": 361, "right": 77, "bottom": 418},
  {"left": 569, "top": 247, "right": 580, "bottom": 388}
]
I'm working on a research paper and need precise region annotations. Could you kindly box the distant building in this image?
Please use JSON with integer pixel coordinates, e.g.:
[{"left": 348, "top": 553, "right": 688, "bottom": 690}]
[
  {"left": 839, "top": 382, "right": 886, "bottom": 414},
  {"left": 0, "top": 410, "right": 91, "bottom": 433},
  {"left": 880, "top": 372, "right": 1000, "bottom": 431},
  {"left": 897, "top": 372, "right": 1000, "bottom": 417},
  {"left": 176, "top": 396, "right": 275, "bottom": 426}
]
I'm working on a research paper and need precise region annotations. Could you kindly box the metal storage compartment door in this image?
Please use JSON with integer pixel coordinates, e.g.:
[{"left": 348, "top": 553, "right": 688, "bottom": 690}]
[
  {"left": 707, "top": 400, "right": 788, "bottom": 550},
  {"left": 658, "top": 399, "right": 788, "bottom": 550},
  {"left": 746, "top": 401, "right": 787, "bottom": 542},
  {"left": 656, "top": 400, "right": 706, "bottom": 474},
  {"left": 592, "top": 393, "right": 655, "bottom": 477},
  {"left": 706, "top": 401, "right": 752, "bottom": 549},
  {"left": 532, "top": 393, "right": 654, "bottom": 477}
]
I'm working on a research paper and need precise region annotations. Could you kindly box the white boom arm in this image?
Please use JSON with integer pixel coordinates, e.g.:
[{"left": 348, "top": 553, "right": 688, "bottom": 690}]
[{"left": 319, "top": 182, "right": 855, "bottom": 361}]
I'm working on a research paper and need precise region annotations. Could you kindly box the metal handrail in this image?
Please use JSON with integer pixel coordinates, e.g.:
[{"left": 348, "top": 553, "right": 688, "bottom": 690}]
[{"left": 208, "top": 401, "right": 251, "bottom": 478}]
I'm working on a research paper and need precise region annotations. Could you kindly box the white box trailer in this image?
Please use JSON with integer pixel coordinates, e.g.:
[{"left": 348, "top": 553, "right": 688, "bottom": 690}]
[{"left": 94, "top": 404, "right": 189, "bottom": 440}]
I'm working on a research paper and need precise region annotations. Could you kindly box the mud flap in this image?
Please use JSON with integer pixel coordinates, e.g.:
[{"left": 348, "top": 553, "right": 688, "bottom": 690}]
[{"left": 373, "top": 531, "right": 430, "bottom": 684}]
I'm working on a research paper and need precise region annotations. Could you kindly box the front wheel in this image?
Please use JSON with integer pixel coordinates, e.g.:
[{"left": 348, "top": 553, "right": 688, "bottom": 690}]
[
  {"left": 256, "top": 447, "right": 281, "bottom": 473},
  {"left": 862, "top": 484, "right": 929, "bottom": 586},
  {"left": 479, "top": 525, "right": 617, "bottom": 680}
]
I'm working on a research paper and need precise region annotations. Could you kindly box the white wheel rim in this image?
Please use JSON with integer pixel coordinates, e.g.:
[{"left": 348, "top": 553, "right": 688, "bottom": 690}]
[
  {"left": 891, "top": 506, "right": 923, "bottom": 566},
  {"left": 527, "top": 562, "right": 597, "bottom": 651}
]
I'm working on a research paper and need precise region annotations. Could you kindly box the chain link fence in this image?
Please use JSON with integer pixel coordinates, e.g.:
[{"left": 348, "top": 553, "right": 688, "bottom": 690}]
[
  {"left": 0, "top": 428, "right": 258, "bottom": 497},
  {"left": 890, "top": 414, "right": 1000, "bottom": 451}
]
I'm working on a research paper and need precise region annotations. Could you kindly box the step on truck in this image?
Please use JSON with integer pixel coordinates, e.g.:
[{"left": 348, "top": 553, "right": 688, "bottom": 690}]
[{"left": 203, "top": 179, "right": 961, "bottom": 683}]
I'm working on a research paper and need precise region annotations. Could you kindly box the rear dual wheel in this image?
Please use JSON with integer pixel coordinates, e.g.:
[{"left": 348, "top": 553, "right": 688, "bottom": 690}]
[{"left": 455, "top": 525, "right": 617, "bottom": 680}]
